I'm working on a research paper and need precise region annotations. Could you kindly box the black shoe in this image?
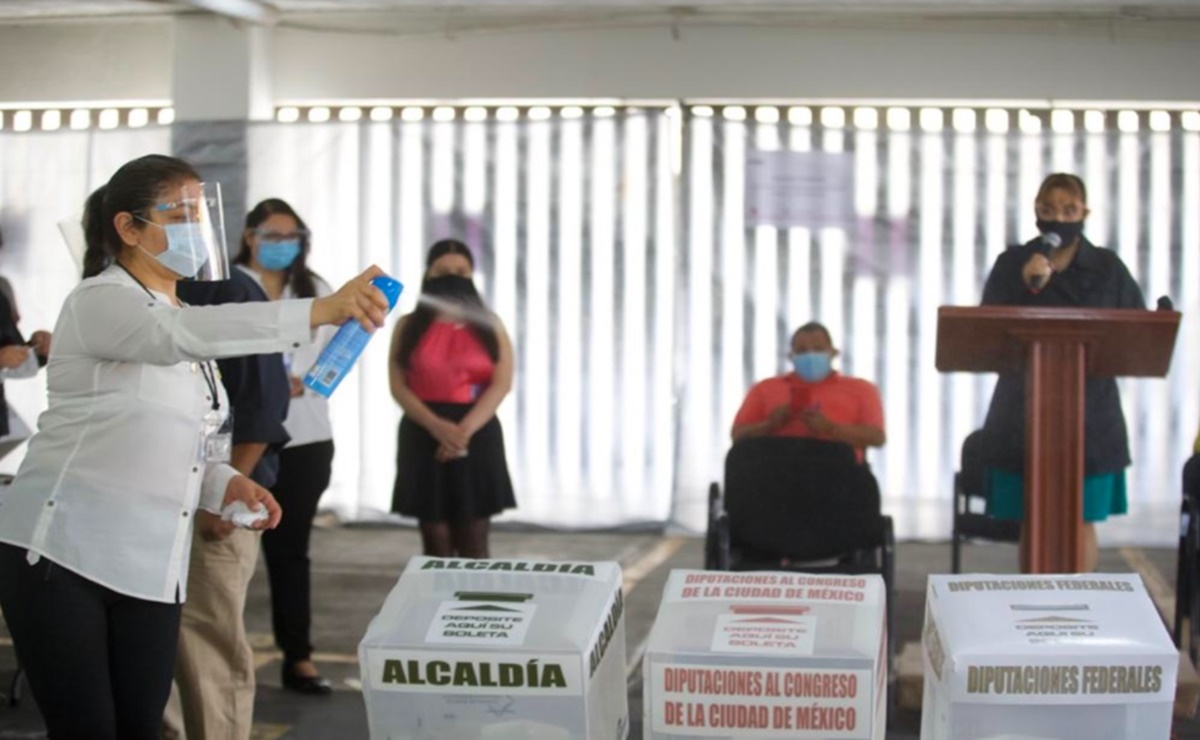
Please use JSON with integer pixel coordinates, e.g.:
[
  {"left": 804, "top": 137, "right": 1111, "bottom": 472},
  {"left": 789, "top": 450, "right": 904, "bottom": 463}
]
[{"left": 282, "top": 665, "right": 333, "bottom": 696}]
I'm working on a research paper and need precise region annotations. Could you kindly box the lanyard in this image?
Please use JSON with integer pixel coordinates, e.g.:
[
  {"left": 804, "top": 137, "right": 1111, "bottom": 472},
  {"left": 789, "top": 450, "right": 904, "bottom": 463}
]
[{"left": 117, "top": 262, "right": 220, "bottom": 412}]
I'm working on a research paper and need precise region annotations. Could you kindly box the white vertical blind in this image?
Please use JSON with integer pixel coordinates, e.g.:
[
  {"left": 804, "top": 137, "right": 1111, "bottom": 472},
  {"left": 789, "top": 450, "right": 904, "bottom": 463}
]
[{"left": 0, "top": 103, "right": 1195, "bottom": 543}]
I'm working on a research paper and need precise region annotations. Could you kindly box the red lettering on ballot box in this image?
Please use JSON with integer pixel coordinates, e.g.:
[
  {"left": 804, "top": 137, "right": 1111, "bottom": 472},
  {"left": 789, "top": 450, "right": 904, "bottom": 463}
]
[
  {"left": 651, "top": 664, "right": 873, "bottom": 738},
  {"left": 674, "top": 573, "right": 876, "bottom": 607}
]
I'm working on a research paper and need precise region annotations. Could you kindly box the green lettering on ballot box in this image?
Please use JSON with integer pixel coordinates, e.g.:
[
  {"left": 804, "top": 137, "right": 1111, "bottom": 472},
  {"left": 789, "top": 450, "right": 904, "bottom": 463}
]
[{"left": 381, "top": 658, "right": 570, "bottom": 689}]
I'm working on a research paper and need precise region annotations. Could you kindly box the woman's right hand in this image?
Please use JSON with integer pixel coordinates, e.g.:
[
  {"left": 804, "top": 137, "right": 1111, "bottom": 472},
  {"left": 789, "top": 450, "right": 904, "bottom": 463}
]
[
  {"left": 310, "top": 265, "right": 390, "bottom": 331},
  {"left": 428, "top": 417, "right": 470, "bottom": 453},
  {"left": 1023, "top": 253, "right": 1053, "bottom": 290},
  {"left": 0, "top": 345, "right": 29, "bottom": 369}
]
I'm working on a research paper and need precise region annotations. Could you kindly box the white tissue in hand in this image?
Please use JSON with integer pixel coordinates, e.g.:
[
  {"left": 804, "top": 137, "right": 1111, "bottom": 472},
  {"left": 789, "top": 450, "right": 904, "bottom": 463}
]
[{"left": 220, "top": 501, "right": 268, "bottom": 528}]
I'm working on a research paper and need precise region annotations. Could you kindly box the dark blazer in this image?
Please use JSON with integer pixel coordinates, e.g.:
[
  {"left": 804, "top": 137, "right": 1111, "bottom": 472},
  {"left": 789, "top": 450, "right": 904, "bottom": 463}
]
[
  {"left": 980, "top": 237, "right": 1144, "bottom": 475},
  {"left": 177, "top": 269, "right": 291, "bottom": 488}
]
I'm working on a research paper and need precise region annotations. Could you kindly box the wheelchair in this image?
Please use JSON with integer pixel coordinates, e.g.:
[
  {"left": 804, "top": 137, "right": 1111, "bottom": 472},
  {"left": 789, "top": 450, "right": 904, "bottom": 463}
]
[
  {"left": 1175, "top": 454, "right": 1200, "bottom": 663},
  {"left": 951, "top": 430, "right": 1020, "bottom": 573},
  {"left": 704, "top": 436, "right": 896, "bottom": 690}
]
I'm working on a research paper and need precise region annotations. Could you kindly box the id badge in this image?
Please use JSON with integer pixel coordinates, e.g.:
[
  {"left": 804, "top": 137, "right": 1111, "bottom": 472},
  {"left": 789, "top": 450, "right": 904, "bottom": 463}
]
[{"left": 200, "top": 410, "right": 233, "bottom": 464}]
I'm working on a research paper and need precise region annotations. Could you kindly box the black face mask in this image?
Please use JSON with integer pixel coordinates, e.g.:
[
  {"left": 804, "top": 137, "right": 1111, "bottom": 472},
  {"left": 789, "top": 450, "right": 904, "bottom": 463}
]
[
  {"left": 1036, "top": 219, "right": 1085, "bottom": 248},
  {"left": 420, "top": 274, "right": 481, "bottom": 308}
]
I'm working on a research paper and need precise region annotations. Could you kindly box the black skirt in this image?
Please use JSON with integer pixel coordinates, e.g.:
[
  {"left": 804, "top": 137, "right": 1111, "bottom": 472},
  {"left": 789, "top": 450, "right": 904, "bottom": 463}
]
[{"left": 391, "top": 402, "right": 516, "bottom": 522}]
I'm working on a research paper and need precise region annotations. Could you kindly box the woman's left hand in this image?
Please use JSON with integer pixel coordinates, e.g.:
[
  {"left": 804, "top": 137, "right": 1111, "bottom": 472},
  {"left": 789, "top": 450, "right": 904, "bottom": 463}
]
[
  {"left": 435, "top": 430, "right": 471, "bottom": 463},
  {"left": 222, "top": 475, "right": 284, "bottom": 530}
]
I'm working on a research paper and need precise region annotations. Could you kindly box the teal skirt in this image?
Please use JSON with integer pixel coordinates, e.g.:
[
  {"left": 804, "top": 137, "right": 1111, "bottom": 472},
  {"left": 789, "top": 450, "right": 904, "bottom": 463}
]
[{"left": 985, "top": 468, "right": 1128, "bottom": 523}]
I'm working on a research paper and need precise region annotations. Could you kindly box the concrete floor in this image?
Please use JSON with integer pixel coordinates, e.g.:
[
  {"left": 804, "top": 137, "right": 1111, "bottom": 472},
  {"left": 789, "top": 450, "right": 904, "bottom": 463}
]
[{"left": 0, "top": 526, "right": 1193, "bottom": 739}]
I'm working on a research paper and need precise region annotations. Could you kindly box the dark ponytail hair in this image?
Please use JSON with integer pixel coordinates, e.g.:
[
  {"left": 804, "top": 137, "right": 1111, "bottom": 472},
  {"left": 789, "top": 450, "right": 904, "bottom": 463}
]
[
  {"left": 395, "top": 239, "right": 500, "bottom": 369},
  {"left": 233, "top": 198, "right": 322, "bottom": 299},
  {"left": 81, "top": 154, "right": 201, "bottom": 279}
]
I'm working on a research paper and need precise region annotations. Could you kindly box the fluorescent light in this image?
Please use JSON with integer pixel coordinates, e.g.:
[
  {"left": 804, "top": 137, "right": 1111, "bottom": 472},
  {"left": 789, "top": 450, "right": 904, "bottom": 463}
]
[
  {"left": 432, "top": 106, "right": 455, "bottom": 122},
  {"left": 886, "top": 107, "right": 911, "bottom": 132},
  {"left": 1150, "top": 110, "right": 1171, "bottom": 132},
  {"left": 528, "top": 106, "right": 552, "bottom": 121},
  {"left": 369, "top": 106, "right": 393, "bottom": 122},
  {"left": 69, "top": 109, "right": 90, "bottom": 130},
  {"left": 1051, "top": 109, "right": 1075, "bottom": 133},
  {"left": 755, "top": 106, "right": 780, "bottom": 124},
  {"left": 157, "top": 108, "right": 175, "bottom": 125},
  {"left": 128, "top": 108, "right": 149, "bottom": 128},
  {"left": 307, "top": 107, "right": 330, "bottom": 123},
  {"left": 495, "top": 106, "right": 519, "bottom": 122},
  {"left": 401, "top": 106, "right": 424, "bottom": 122},
  {"left": 821, "top": 107, "right": 845, "bottom": 129},
  {"left": 464, "top": 106, "right": 487, "bottom": 122},
  {"left": 1085, "top": 110, "right": 1106, "bottom": 133},
  {"left": 40, "top": 110, "right": 61, "bottom": 131},
  {"left": 985, "top": 108, "right": 1008, "bottom": 133},
  {"left": 691, "top": 105, "right": 714, "bottom": 119},
  {"left": 788, "top": 107, "right": 813, "bottom": 126},
  {"left": 854, "top": 107, "right": 879, "bottom": 130},
  {"left": 1019, "top": 110, "right": 1042, "bottom": 134},
  {"left": 919, "top": 107, "right": 944, "bottom": 132},
  {"left": 593, "top": 106, "right": 617, "bottom": 118},
  {"left": 1183, "top": 111, "right": 1200, "bottom": 132},
  {"left": 560, "top": 106, "right": 584, "bottom": 119},
  {"left": 952, "top": 108, "right": 975, "bottom": 133},
  {"left": 338, "top": 107, "right": 363, "bottom": 122},
  {"left": 97, "top": 109, "right": 119, "bottom": 130},
  {"left": 722, "top": 106, "right": 747, "bottom": 122},
  {"left": 1118, "top": 110, "right": 1140, "bottom": 133}
]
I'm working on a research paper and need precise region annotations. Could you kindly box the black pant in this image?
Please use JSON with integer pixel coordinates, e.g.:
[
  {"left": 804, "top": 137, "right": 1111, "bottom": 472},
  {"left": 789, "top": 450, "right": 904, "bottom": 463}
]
[
  {"left": 262, "top": 440, "right": 334, "bottom": 665},
  {"left": 0, "top": 543, "right": 181, "bottom": 739}
]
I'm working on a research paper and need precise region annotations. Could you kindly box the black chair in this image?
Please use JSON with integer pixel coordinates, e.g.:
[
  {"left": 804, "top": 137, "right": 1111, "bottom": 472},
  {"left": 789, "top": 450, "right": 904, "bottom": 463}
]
[
  {"left": 951, "top": 430, "right": 1020, "bottom": 573},
  {"left": 1175, "top": 454, "right": 1200, "bottom": 663},
  {"left": 705, "top": 437, "right": 896, "bottom": 691}
]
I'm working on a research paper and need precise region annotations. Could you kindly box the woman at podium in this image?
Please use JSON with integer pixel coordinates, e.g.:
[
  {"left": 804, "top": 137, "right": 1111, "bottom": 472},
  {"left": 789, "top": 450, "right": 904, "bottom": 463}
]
[{"left": 979, "top": 173, "right": 1144, "bottom": 572}]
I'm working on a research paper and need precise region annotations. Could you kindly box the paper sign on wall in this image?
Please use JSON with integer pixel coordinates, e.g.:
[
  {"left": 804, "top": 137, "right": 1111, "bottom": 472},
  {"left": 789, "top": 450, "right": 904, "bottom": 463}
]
[{"left": 745, "top": 149, "right": 855, "bottom": 229}]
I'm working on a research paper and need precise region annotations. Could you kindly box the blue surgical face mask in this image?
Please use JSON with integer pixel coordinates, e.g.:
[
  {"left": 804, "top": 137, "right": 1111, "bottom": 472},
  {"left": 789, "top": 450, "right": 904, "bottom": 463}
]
[
  {"left": 258, "top": 240, "right": 301, "bottom": 271},
  {"left": 792, "top": 352, "right": 833, "bottom": 383},
  {"left": 136, "top": 219, "right": 210, "bottom": 278}
]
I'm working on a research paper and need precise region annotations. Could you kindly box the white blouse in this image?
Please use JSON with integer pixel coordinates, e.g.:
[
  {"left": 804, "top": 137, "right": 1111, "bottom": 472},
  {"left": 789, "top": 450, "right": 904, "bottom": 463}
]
[{"left": 0, "top": 266, "right": 314, "bottom": 603}]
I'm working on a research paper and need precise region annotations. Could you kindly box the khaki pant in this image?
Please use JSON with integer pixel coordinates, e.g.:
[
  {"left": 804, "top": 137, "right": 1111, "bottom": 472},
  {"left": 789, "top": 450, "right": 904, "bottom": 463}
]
[{"left": 163, "top": 528, "right": 261, "bottom": 740}]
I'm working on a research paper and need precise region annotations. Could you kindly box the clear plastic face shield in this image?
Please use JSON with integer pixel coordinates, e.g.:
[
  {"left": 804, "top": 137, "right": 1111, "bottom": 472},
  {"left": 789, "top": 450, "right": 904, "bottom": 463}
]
[
  {"left": 143, "top": 182, "right": 230, "bottom": 281},
  {"left": 57, "top": 218, "right": 86, "bottom": 275}
]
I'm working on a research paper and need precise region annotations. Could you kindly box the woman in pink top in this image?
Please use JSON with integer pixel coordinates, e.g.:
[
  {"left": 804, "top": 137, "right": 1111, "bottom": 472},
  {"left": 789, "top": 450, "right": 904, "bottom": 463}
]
[{"left": 388, "top": 240, "right": 515, "bottom": 557}]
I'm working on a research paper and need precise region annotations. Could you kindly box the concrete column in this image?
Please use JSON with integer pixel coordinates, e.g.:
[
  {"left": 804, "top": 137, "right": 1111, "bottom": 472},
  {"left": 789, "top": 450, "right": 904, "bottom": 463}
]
[{"left": 171, "top": 15, "right": 272, "bottom": 252}]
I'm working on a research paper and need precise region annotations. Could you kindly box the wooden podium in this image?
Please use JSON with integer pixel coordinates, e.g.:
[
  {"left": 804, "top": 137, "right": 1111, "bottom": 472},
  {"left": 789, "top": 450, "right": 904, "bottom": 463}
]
[{"left": 936, "top": 306, "right": 1180, "bottom": 573}]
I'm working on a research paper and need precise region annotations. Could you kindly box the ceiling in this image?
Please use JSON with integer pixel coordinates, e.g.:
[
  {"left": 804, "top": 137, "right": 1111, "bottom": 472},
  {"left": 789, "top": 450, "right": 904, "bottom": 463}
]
[{"left": 1, "top": 0, "right": 1199, "bottom": 29}]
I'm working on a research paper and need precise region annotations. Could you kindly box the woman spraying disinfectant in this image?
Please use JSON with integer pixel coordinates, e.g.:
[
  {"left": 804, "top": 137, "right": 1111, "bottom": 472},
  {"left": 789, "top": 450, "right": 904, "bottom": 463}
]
[{"left": 304, "top": 276, "right": 404, "bottom": 397}]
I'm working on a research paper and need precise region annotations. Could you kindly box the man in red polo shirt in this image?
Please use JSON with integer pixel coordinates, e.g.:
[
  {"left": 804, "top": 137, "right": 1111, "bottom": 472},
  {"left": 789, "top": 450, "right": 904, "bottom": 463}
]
[{"left": 732, "top": 322, "right": 885, "bottom": 462}]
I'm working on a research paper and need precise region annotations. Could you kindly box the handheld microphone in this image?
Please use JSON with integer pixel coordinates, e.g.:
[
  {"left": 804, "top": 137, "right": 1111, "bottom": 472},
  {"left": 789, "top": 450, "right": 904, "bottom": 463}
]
[{"left": 1029, "top": 232, "right": 1061, "bottom": 291}]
